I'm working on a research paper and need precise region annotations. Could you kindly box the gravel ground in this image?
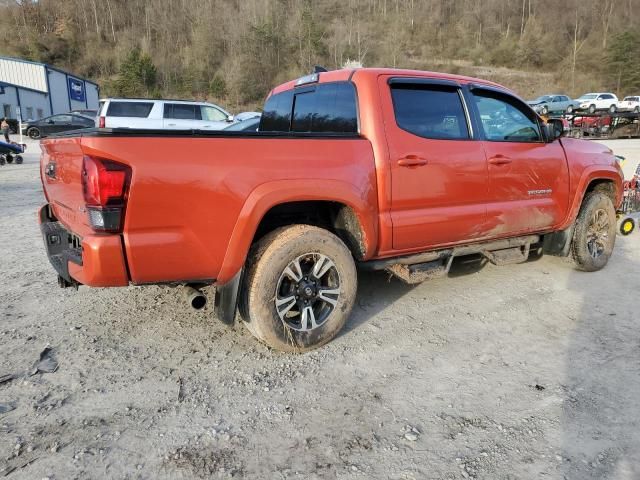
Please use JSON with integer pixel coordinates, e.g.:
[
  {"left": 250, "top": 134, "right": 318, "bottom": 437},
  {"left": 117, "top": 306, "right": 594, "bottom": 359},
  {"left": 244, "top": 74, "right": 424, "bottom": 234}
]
[{"left": 1, "top": 138, "right": 639, "bottom": 479}]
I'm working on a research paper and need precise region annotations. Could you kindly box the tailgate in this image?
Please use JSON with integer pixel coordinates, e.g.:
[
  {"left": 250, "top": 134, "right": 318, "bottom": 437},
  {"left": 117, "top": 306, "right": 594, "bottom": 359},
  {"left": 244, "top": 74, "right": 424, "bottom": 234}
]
[{"left": 40, "top": 136, "right": 92, "bottom": 236}]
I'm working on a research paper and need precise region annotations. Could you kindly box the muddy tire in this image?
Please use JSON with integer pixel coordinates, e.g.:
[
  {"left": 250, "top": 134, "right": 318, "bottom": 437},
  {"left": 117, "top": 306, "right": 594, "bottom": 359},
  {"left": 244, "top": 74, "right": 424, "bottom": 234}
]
[
  {"left": 571, "top": 192, "right": 617, "bottom": 271},
  {"left": 239, "top": 225, "right": 357, "bottom": 352}
]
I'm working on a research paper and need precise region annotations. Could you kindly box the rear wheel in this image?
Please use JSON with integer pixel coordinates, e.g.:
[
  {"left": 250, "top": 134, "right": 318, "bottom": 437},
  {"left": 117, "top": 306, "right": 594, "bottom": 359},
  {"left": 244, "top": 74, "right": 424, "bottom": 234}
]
[
  {"left": 27, "top": 127, "right": 40, "bottom": 139},
  {"left": 620, "top": 217, "right": 635, "bottom": 236},
  {"left": 239, "top": 225, "right": 357, "bottom": 352},
  {"left": 0, "top": 155, "right": 5, "bottom": 166},
  {"left": 634, "top": 106, "right": 639, "bottom": 113},
  {"left": 571, "top": 192, "right": 617, "bottom": 271},
  {"left": 609, "top": 104, "right": 617, "bottom": 114},
  {"left": 5, "top": 155, "right": 12, "bottom": 164}
]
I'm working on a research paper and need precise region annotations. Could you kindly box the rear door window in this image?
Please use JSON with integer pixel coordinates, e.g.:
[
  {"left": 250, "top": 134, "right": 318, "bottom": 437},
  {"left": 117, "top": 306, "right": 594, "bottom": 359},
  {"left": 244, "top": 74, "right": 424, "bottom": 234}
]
[
  {"left": 390, "top": 84, "right": 470, "bottom": 140},
  {"left": 107, "top": 102, "right": 154, "bottom": 118},
  {"left": 164, "top": 104, "right": 202, "bottom": 120}
]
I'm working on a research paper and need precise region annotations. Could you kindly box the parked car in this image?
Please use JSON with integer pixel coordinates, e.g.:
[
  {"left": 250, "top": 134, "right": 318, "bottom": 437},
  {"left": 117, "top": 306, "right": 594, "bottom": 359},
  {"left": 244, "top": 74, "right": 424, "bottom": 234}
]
[
  {"left": 224, "top": 116, "right": 261, "bottom": 132},
  {"left": 527, "top": 94, "right": 578, "bottom": 114},
  {"left": 617, "top": 96, "right": 640, "bottom": 113},
  {"left": 70, "top": 109, "right": 98, "bottom": 117},
  {"left": 97, "top": 98, "right": 234, "bottom": 130},
  {"left": 39, "top": 68, "right": 623, "bottom": 352},
  {"left": 576, "top": 93, "right": 619, "bottom": 114},
  {"left": 23, "top": 113, "right": 95, "bottom": 139},
  {"left": 234, "top": 111, "right": 261, "bottom": 122}
]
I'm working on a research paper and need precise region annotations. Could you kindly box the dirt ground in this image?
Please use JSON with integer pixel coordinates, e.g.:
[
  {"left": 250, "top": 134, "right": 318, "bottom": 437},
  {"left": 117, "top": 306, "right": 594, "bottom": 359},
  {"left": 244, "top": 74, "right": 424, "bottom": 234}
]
[{"left": 1, "top": 138, "right": 640, "bottom": 480}]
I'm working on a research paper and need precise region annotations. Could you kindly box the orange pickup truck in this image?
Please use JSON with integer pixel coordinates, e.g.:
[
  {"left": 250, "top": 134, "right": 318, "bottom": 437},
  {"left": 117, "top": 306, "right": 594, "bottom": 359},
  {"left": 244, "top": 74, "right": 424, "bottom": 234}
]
[{"left": 39, "top": 68, "right": 623, "bottom": 351}]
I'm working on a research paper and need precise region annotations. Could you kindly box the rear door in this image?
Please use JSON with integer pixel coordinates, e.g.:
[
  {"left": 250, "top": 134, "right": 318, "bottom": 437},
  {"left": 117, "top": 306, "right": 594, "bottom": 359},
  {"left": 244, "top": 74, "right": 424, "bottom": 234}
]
[
  {"left": 380, "top": 77, "right": 490, "bottom": 250},
  {"left": 45, "top": 115, "right": 73, "bottom": 135},
  {"left": 163, "top": 103, "right": 201, "bottom": 129},
  {"left": 469, "top": 87, "right": 569, "bottom": 236},
  {"left": 68, "top": 115, "right": 94, "bottom": 132},
  {"left": 552, "top": 96, "right": 568, "bottom": 113}
]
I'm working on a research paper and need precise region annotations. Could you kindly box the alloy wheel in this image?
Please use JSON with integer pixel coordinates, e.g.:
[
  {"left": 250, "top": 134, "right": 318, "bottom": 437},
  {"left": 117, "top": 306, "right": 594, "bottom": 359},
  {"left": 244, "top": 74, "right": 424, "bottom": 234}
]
[
  {"left": 586, "top": 208, "right": 610, "bottom": 259},
  {"left": 275, "top": 253, "right": 341, "bottom": 332}
]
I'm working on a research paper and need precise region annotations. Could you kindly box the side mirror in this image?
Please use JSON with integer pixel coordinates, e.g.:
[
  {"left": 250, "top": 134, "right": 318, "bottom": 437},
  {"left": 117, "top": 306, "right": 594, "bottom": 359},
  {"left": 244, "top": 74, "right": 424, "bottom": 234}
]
[
  {"left": 226, "top": 115, "right": 234, "bottom": 123},
  {"left": 545, "top": 118, "right": 565, "bottom": 142}
]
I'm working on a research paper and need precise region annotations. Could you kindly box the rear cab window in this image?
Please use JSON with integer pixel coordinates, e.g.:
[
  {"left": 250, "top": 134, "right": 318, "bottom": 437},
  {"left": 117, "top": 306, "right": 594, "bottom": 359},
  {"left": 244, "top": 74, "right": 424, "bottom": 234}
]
[
  {"left": 260, "top": 82, "right": 358, "bottom": 134},
  {"left": 107, "top": 102, "right": 154, "bottom": 118}
]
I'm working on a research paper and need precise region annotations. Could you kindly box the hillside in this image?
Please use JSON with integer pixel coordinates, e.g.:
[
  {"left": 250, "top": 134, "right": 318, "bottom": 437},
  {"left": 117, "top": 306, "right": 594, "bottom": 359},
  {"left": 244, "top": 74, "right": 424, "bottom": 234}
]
[{"left": 0, "top": 0, "right": 638, "bottom": 111}]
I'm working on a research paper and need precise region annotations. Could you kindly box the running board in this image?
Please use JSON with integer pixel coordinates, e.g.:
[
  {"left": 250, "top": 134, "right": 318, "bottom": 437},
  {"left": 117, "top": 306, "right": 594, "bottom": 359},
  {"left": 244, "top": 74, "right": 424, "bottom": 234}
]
[
  {"left": 482, "top": 244, "right": 531, "bottom": 266},
  {"left": 360, "top": 235, "right": 539, "bottom": 285}
]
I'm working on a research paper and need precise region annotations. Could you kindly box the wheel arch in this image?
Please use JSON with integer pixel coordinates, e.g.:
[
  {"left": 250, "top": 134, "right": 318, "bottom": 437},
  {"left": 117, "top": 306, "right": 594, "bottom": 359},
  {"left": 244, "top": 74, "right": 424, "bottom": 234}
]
[
  {"left": 564, "top": 169, "right": 622, "bottom": 228},
  {"left": 216, "top": 179, "right": 378, "bottom": 285}
]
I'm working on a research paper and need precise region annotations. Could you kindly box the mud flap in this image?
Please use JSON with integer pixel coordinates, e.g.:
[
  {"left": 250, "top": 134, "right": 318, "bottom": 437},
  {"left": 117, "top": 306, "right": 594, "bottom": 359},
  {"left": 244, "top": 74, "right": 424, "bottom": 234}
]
[
  {"left": 542, "top": 226, "right": 575, "bottom": 257},
  {"left": 214, "top": 268, "right": 243, "bottom": 325}
]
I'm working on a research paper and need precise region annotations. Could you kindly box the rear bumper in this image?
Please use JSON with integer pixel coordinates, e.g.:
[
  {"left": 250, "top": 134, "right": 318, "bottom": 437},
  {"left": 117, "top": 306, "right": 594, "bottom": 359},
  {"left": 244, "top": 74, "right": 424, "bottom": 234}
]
[{"left": 39, "top": 204, "right": 129, "bottom": 287}]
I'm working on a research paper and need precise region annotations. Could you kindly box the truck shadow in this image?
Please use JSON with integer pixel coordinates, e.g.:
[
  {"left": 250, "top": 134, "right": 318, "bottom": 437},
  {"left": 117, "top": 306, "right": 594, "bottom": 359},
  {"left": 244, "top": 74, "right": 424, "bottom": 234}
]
[
  {"left": 561, "top": 238, "right": 640, "bottom": 478},
  {"left": 341, "top": 254, "right": 492, "bottom": 336}
]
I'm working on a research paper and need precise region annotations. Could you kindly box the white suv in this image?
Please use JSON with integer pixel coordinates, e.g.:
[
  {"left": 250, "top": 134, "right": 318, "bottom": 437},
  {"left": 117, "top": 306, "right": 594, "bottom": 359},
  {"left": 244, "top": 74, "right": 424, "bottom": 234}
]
[
  {"left": 617, "top": 96, "right": 640, "bottom": 113},
  {"left": 576, "top": 93, "right": 619, "bottom": 114},
  {"left": 97, "top": 99, "right": 234, "bottom": 130}
]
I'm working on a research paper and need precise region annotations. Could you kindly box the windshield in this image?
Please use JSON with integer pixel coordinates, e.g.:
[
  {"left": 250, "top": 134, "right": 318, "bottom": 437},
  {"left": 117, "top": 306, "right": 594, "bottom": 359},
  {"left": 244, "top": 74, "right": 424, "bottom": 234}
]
[
  {"left": 532, "top": 96, "right": 552, "bottom": 103},
  {"left": 578, "top": 94, "right": 597, "bottom": 100}
]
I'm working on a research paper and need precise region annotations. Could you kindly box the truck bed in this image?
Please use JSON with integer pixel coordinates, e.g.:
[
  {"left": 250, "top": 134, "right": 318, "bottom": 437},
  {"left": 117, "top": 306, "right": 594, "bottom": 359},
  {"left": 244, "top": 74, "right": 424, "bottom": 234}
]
[{"left": 40, "top": 128, "right": 377, "bottom": 286}]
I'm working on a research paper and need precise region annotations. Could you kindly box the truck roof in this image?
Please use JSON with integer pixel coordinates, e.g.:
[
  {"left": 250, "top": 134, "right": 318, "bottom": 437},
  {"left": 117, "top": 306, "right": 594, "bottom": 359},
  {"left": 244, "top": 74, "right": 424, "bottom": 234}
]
[{"left": 270, "top": 67, "right": 510, "bottom": 96}]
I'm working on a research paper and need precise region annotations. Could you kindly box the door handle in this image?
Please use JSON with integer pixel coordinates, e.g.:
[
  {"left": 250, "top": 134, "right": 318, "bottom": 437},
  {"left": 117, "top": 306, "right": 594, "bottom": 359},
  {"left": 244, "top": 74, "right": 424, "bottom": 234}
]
[
  {"left": 167, "top": 123, "right": 176, "bottom": 127},
  {"left": 488, "top": 155, "right": 512, "bottom": 166},
  {"left": 397, "top": 155, "right": 428, "bottom": 167}
]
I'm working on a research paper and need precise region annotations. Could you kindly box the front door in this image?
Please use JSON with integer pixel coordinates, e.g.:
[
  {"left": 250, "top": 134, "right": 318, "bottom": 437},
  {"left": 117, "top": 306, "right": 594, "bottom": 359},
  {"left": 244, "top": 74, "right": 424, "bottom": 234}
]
[
  {"left": 380, "top": 77, "right": 490, "bottom": 251},
  {"left": 469, "top": 88, "right": 570, "bottom": 237}
]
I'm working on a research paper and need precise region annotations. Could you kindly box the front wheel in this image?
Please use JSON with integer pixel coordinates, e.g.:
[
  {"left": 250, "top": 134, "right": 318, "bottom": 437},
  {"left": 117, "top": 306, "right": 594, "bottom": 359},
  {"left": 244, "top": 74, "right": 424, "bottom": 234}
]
[
  {"left": 27, "top": 127, "right": 40, "bottom": 139},
  {"left": 239, "top": 225, "right": 357, "bottom": 352},
  {"left": 566, "top": 105, "right": 574, "bottom": 114},
  {"left": 571, "top": 192, "right": 617, "bottom": 271},
  {"left": 541, "top": 106, "right": 549, "bottom": 115},
  {"left": 588, "top": 104, "right": 596, "bottom": 114}
]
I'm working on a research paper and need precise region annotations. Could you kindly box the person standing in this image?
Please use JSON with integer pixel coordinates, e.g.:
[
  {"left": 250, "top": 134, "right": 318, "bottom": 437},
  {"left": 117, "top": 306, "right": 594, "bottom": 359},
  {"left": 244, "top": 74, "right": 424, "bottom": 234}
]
[{"left": 1, "top": 118, "right": 10, "bottom": 143}]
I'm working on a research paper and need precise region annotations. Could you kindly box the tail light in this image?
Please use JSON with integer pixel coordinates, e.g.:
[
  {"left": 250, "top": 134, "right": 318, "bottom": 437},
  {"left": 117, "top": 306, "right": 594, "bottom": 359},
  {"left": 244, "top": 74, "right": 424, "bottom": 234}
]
[
  {"left": 81, "top": 155, "right": 131, "bottom": 233},
  {"left": 98, "top": 116, "right": 105, "bottom": 128}
]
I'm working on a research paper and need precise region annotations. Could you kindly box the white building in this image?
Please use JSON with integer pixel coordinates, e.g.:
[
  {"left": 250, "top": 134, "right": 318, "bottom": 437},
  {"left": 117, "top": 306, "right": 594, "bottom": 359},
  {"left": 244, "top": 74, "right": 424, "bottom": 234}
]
[{"left": 0, "top": 56, "right": 99, "bottom": 122}]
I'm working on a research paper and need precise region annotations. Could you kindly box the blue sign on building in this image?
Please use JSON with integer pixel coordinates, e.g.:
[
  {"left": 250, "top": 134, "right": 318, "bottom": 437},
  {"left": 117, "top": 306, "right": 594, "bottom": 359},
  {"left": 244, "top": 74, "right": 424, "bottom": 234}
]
[{"left": 68, "top": 77, "right": 85, "bottom": 102}]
